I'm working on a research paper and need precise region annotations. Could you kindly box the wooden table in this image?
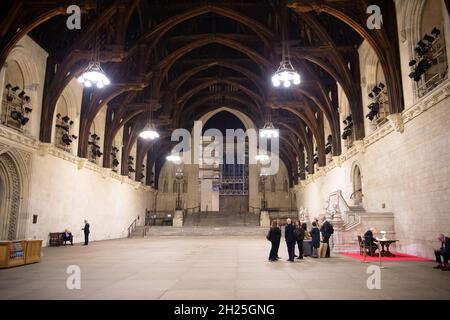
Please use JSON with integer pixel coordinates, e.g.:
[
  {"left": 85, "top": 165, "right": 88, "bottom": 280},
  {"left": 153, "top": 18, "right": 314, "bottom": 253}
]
[{"left": 378, "top": 239, "right": 398, "bottom": 257}]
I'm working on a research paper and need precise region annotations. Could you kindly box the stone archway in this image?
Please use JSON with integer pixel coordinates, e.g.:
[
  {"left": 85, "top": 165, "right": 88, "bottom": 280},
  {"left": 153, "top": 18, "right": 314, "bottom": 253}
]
[{"left": 0, "top": 153, "right": 21, "bottom": 240}]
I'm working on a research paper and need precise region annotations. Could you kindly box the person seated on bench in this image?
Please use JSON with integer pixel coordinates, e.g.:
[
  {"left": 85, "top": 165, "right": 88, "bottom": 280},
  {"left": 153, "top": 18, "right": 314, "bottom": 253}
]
[
  {"left": 62, "top": 229, "right": 73, "bottom": 246},
  {"left": 364, "top": 228, "right": 379, "bottom": 256},
  {"left": 434, "top": 234, "right": 450, "bottom": 271}
]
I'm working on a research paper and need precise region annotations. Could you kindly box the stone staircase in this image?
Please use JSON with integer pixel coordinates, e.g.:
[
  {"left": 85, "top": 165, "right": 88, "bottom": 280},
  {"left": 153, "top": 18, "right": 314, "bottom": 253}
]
[
  {"left": 183, "top": 211, "right": 260, "bottom": 227},
  {"left": 129, "top": 226, "right": 150, "bottom": 238},
  {"left": 144, "top": 226, "right": 267, "bottom": 237},
  {"left": 325, "top": 190, "right": 396, "bottom": 253}
]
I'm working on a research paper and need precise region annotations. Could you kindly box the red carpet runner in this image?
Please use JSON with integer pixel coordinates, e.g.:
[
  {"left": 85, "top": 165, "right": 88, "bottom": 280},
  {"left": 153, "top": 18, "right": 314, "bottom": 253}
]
[{"left": 340, "top": 252, "right": 432, "bottom": 262}]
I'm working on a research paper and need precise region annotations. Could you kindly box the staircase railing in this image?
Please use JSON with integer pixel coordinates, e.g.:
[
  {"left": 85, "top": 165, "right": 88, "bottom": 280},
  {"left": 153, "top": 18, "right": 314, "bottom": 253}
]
[
  {"left": 328, "top": 190, "right": 362, "bottom": 230},
  {"left": 127, "top": 218, "right": 138, "bottom": 238}
]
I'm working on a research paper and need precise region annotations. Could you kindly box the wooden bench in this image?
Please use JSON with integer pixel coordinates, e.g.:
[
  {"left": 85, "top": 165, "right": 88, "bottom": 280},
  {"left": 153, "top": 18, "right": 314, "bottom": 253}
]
[{"left": 49, "top": 232, "right": 64, "bottom": 247}]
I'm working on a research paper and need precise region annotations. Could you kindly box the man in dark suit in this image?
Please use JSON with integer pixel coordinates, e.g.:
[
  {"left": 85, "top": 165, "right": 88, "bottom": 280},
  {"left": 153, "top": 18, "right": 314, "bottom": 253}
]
[
  {"left": 434, "top": 234, "right": 450, "bottom": 271},
  {"left": 320, "top": 217, "right": 334, "bottom": 258},
  {"left": 285, "top": 218, "right": 296, "bottom": 262},
  {"left": 82, "top": 220, "right": 90, "bottom": 245}
]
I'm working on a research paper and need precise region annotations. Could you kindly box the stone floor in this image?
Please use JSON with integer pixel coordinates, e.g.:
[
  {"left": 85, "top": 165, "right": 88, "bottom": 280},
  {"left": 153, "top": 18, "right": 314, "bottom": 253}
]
[{"left": 0, "top": 237, "right": 449, "bottom": 300}]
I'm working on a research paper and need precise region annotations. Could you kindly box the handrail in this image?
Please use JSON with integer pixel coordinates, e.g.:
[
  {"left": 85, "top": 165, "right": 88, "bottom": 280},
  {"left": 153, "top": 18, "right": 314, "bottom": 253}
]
[{"left": 127, "top": 218, "right": 138, "bottom": 238}]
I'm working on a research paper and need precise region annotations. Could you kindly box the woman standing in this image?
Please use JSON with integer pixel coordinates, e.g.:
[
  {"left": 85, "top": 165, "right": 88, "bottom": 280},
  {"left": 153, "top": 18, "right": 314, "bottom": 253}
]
[
  {"left": 294, "top": 221, "right": 305, "bottom": 259},
  {"left": 310, "top": 221, "right": 321, "bottom": 258},
  {"left": 267, "top": 220, "right": 281, "bottom": 262}
]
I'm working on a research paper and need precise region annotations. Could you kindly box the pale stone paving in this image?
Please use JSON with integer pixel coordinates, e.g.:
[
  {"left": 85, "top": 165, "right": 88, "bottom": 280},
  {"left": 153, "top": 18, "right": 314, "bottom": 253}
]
[{"left": 0, "top": 237, "right": 449, "bottom": 300}]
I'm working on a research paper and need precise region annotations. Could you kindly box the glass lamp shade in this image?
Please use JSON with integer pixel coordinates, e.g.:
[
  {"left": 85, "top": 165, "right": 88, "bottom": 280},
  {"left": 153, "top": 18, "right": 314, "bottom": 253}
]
[
  {"left": 259, "top": 122, "right": 279, "bottom": 138},
  {"left": 77, "top": 62, "right": 111, "bottom": 89},
  {"left": 255, "top": 154, "right": 270, "bottom": 164},
  {"left": 175, "top": 168, "right": 184, "bottom": 180},
  {"left": 166, "top": 154, "right": 182, "bottom": 164},
  {"left": 272, "top": 60, "right": 301, "bottom": 88},
  {"left": 260, "top": 167, "right": 271, "bottom": 177},
  {"left": 139, "top": 123, "right": 159, "bottom": 140}
]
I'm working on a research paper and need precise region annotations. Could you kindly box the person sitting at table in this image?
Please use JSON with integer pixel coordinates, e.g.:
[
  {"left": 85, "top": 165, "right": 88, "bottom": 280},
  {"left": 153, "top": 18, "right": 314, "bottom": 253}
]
[
  {"left": 62, "top": 229, "right": 73, "bottom": 246},
  {"left": 434, "top": 234, "right": 450, "bottom": 271},
  {"left": 363, "top": 228, "right": 379, "bottom": 256}
]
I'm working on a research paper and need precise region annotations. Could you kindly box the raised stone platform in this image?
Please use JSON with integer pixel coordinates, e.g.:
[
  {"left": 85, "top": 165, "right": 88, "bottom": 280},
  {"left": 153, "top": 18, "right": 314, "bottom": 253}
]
[{"left": 145, "top": 226, "right": 267, "bottom": 237}]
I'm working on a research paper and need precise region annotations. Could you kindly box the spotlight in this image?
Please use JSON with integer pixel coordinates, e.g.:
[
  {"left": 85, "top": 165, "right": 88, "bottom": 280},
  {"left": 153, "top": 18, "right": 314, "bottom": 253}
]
[
  {"left": 24, "top": 96, "right": 30, "bottom": 102},
  {"left": 10, "top": 110, "right": 20, "bottom": 120},
  {"left": 62, "top": 115, "right": 70, "bottom": 122},
  {"left": 112, "top": 159, "right": 119, "bottom": 167},
  {"left": 20, "top": 117, "right": 29, "bottom": 126},
  {"left": 18, "top": 91, "right": 25, "bottom": 98},
  {"left": 372, "top": 86, "right": 382, "bottom": 96},
  {"left": 409, "top": 60, "right": 417, "bottom": 67},
  {"left": 366, "top": 102, "right": 380, "bottom": 121},
  {"left": 368, "top": 92, "right": 374, "bottom": 99},
  {"left": 62, "top": 133, "right": 72, "bottom": 145},
  {"left": 11, "top": 86, "right": 19, "bottom": 92},
  {"left": 423, "top": 34, "right": 435, "bottom": 44},
  {"left": 431, "top": 27, "right": 441, "bottom": 38},
  {"left": 378, "top": 83, "right": 385, "bottom": 89},
  {"left": 24, "top": 107, "right": 32, "bottom": 113},
  {"left": 5, "top": 84, "right": 12, "bottom": 90}
]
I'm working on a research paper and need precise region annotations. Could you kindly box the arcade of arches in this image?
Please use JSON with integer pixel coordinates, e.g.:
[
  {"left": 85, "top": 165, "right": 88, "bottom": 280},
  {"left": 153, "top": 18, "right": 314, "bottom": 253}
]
[{"left": 0, "top": 0, "right": 449, "bottom": 265}]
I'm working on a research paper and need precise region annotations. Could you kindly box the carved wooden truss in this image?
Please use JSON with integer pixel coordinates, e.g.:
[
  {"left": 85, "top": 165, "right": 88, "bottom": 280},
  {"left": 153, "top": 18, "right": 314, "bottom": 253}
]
[{"left": 0, "top": 0, "right": 410, "bottom": 188}]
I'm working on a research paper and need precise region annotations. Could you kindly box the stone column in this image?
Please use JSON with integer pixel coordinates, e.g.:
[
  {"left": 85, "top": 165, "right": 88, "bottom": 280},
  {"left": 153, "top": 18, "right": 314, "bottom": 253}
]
[
  {"left": 260, "top": 210, "right": 270, "bottom": 228},
  {"left": 173, "top": 210, "right": 184, "bottom": 228}
]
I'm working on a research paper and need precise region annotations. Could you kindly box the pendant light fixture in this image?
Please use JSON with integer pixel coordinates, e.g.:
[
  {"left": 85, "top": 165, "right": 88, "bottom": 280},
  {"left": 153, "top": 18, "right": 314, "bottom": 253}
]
[
  {"left": 271, "top": 2, "right": 301, "bottom": 88},
  {"left": 139, "top": 104, "right": 159, "bottom": 140},
  {"left": 166, "top": 154, "right": 182, "bottom": 164},
  {"left": 260, "top": 109, "right": 279, "bottom": 138},
  {"left": 77, "top": 3, "right": 110, "bottom": 89}
]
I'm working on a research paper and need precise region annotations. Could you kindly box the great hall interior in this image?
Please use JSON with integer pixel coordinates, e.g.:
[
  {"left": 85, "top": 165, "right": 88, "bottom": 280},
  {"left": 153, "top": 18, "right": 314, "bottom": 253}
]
[{"left": 0, "top": 0, "right": 449, "bottom": 300}]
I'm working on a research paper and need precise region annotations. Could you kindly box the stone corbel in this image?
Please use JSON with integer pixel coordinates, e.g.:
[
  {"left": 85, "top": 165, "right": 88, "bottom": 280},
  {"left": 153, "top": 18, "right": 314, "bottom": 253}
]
[
  {"left": 387, "top": 114, "right": 405, "bottom": 133},
  {"left": 332, "top": 156, "right": 341, "bottom": 167},
  {"left": 37, "top": 143, "right": 51, "bottom": 157},
  {"left": 101, "top": 167, "right": 111, "bottom": 179},
  {"left": 353, "top": 140, "right": 366, "bottom": 154},
  {"left": 77, "top": 158, "right": 88, "bottom": 170}
]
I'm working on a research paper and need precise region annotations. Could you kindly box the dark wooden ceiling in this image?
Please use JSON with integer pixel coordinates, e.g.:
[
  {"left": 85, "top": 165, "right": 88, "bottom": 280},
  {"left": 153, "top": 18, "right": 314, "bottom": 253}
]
[{"left": 0, "top": 0, "right": 405, "bottom": 188}]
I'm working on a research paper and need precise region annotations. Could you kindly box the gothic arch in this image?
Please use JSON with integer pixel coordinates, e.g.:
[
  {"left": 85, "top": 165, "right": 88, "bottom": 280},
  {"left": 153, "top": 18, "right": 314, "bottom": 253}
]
[
  {"left": 350, "top": 161, "right": 363, "bottom": 205},
  {"left": 0, "top": 147, "right": 31, "bottom": 240}
]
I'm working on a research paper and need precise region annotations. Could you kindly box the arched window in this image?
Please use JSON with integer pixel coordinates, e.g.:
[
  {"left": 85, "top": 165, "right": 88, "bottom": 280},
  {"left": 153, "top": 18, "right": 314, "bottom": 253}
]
[
  {"left": 283, "top": 180, "right": 289, "bottom": 193},
  {"left": 270, "top": 178, "right": 276, "bottom": 193},
  {"left": 172, "top": 180, "right": 177, "bottom": 193},
  {"left": 163, "top": 180, "right": 168, "bottom": 193},
  {"left": 352, "top": 165, "right": 363, "bottom": 206}
]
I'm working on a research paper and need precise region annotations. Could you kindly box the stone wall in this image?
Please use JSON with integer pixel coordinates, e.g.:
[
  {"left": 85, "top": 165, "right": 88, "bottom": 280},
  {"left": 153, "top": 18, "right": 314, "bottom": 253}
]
[
  {"left": 28, "top": 150, "right": 152, "bottom": 245},
  {"left": 295, "top": 83, "right": 450, "bottom": 258}
]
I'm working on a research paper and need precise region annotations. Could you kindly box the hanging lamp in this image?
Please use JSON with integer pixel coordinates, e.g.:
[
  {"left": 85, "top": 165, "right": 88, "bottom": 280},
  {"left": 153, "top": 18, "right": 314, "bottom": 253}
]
[
  {"left": 77, "top": 3, "right": 110, "bottom": 89},
  {"left": 139, "top": 104, "right": 159, "bottom": 140},
  {"left": 271, "top": 2, "right": 301, "bottom": 88}
]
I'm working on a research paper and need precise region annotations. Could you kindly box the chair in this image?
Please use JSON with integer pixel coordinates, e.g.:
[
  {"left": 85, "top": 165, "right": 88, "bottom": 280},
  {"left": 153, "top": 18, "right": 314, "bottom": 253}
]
[{"left": 357, "top": 236, "right": 364, "bottom": 255}]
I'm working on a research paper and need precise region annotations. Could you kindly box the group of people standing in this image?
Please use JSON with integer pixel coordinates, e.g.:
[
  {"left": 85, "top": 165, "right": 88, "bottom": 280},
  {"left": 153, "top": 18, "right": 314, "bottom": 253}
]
[{"left": 267, "top": 216, "right": 334, "bottom": 262}]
